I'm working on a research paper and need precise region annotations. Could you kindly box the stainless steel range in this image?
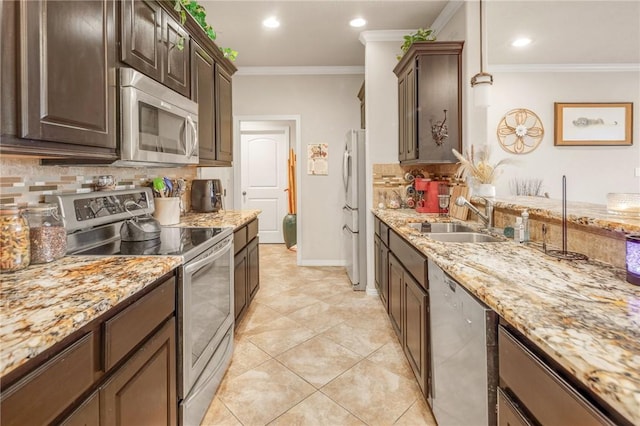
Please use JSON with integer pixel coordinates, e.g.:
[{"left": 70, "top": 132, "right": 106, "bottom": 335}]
[{"left": 46, "top": 188, "right": 234, "bottom": 426}]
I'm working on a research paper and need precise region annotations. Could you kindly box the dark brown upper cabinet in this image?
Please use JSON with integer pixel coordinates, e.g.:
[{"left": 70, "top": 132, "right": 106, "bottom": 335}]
[
  {"left": 215, "top": 64, "right": 233, "bottom": 164},
  {"left": 121, "top": 0, "right": 190, "bottom": 98},
  {"left": 191, "top": 41, "right": 233, "bottom": 166},
  {"left": 394, "top": 41, "right": 464, "bottom": 165},
  {"left": 191, "top": 41, "right": 217, "bottom": 162},
  {"left": 15, "top": 0, "right": 117, "bottom": 155}
]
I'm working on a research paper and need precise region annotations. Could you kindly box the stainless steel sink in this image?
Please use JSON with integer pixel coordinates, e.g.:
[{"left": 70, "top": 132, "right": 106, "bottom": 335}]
[
  {"left": 408, "top": 222, "right": 476, "bottom": 233},
  {"left": 426, "top": 232, "right": 505, "bottom": 243}
]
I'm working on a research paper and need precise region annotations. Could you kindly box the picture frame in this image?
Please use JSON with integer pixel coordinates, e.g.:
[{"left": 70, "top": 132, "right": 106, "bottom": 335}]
[{"left": 554, "top": 102, "right": 633, "bottom": 146}]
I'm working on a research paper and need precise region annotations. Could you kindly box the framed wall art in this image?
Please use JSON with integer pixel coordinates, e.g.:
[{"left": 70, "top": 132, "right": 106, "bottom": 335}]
[{"left": 554, "top": 102, "right": 633, "bottom": 146}]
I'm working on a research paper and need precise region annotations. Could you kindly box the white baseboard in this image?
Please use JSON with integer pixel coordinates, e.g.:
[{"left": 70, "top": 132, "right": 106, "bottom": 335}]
[{"left": 298, "top": 259, "right": 346, "bottom": 267}]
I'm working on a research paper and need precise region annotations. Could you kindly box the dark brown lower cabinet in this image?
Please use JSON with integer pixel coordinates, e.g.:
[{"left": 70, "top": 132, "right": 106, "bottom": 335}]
[
  {"left": 101, "top": 317, "right": 176, "bottom": 426},
  {"left": 234, "top": 249, "right": 248, "bottom": 321},
  {"left": 378, "top": 222, "right": 431, "bottom": 399},
  {"left": 0, "top": 274, "right": 177, "bottom": 426},
  {"left": 403, "top": 272, "right": 429, "bottom": 396},
  {"left": 388, "top": 253, "right": 404, "bottom": 340},
  {"left": 374, "top": 235, "right": 389, "bottom": 311},
  {"left": 247, "top": 237, "right": 260, "bottom": 300},
  {"left": 499, "top": 325, "right": 618, "bottom": 426},
  {"left": 234, "top": 219, "right": 260, "bottom": 324}
]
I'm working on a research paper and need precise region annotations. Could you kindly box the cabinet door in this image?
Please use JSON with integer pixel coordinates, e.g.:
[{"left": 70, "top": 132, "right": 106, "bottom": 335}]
[
  {"left": 388, "top": 254, "right": 404, "bottom": 340},
  {"left": 397, "top": 73, "right": 406, "bottom": 161},
  {"left": 417, "top": 53, "right": 461, "bottom": 163},
  {"left": 403, "top": 273, "right": 429, "bottom": 396},
  {"left": 234, "top": 249, "right": 248, "bottom": 322},
  {"left": 191, "top": 42, "right": 216, "bottom": 161},
  {"left": 162, "top": 11, "right": 190, "bottom": 97},
  {"left": 374, "top": 236, "right": 381, "bottom": 292},
  {"left": 405, "top": 65, "right": 417, "bottom": 160},
  {"left": 121, "top": 0, "right": 162, "bottom": 82},
  {"left": 247, "top": 237, "right": 260, "bottom": 301},
  {"left": 100, "top": 317, "right": 177, "bottom": 426},
  {"left": 380, "top": 244, "right": 389, "bottom": 312},
  {"left": 19, "top": 0, "right": 116, "bottom": 149},
  {"left": 215, "top": 64, "right": 233, "bottom": 163}
]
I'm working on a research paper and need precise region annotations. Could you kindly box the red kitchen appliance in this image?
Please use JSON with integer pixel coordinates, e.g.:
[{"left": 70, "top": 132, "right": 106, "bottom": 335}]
[{"left": 415, "top": 178, "right": 444, "bottom": 213}]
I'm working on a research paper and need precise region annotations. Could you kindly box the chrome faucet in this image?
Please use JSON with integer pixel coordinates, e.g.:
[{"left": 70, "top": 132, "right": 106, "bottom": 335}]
[{"left": 455, "top": 196, "right": 494, "bottom": 228}]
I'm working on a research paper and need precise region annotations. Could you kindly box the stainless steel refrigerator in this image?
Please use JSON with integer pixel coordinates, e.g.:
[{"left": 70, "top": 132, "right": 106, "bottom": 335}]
[{"left": 342, "top": 129, "right": 367, "bottom": 291}]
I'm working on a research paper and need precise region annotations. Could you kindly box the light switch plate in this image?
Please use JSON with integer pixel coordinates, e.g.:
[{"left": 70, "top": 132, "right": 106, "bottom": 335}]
[{"left": 635, "top": 167, "right": 640, "bottom": 177}]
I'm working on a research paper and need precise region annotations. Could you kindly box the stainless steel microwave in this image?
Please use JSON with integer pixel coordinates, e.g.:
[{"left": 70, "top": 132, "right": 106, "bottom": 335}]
[{"left": 116, "top": 68, "right": 198, "bottom": 167}]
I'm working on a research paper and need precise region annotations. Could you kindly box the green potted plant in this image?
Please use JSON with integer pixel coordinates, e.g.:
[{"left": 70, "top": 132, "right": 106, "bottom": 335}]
[
  {"left": 397, "top": 28, "right": 436, "bottom": 60},
  {"left": 174, "top": 0, "right": 238, "bottom": 61}
]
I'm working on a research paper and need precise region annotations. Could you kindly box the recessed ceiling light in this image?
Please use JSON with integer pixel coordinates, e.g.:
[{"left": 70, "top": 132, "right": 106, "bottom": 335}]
[
  {"left": 512, "top": 38, "right": 531, "bottom": 47},
  {"left": 263, "top": 16, "right": 280, "bottom": 29},
  {"left": 350, "top": 18, "right": 366, "bottom": 28}
]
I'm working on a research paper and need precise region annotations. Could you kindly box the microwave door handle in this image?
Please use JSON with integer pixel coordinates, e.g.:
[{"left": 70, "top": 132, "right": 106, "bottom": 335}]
[{"left": 186, "top": 115, "right": 198, "bottom": 157}]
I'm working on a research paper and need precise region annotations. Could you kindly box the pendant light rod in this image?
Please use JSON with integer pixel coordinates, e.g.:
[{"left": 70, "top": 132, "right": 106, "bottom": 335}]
[{"left": 471, "top": 0, "right": 493, "bottom": 87}]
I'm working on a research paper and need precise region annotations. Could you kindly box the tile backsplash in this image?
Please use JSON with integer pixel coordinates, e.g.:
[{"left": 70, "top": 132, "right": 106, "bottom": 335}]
[
  {"left": 0, "top": 157, "right": 197, "bottom": 206},
  {"left": 372, "top": 163, "right": 460, "bottom": 208}
]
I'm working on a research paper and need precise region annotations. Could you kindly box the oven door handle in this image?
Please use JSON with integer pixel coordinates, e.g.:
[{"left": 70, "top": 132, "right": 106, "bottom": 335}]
[{"left": 184, "top": 237, "right": 233, "bottom": 275}]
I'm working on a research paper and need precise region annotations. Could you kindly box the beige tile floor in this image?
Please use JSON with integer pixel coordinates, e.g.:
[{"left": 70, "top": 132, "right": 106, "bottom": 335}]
[{"left": 201, "top": 244, "right": 437, "bottom": 426}]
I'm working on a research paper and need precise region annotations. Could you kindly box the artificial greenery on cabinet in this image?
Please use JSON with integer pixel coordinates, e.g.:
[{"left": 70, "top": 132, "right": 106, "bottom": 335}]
[{"left": 174, "top": 0, "right": 238, "bottom": 61}]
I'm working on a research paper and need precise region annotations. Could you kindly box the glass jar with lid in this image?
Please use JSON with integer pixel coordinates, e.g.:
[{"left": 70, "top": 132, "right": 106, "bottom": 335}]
[
  {"left": 0, "top": 204, "right": 30, "bottom": 272},
  {"left": 25, "top": 203, "right": 66, "bottom": 264}
]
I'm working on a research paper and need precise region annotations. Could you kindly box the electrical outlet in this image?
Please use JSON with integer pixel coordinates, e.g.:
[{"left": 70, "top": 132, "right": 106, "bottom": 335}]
[{"left": 636, "top": 167, "right": 640, "bottom": 177}]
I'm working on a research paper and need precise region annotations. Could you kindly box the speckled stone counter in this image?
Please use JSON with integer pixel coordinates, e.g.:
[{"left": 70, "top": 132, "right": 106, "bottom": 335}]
[
  {"left": 0, "top": 255, "right": 182, "bottom": 377},
  {"left": 179, "top": 209, "right": 261, "bottom": 229},
  {"left": 0, "top": 209, "right": 260, "bottom": 380},
  {"left": 373, "top": 208, "right": 640, "bottom": 424},
  {"left": 474, "top": 196, "right": 640, "bottom": 234}
]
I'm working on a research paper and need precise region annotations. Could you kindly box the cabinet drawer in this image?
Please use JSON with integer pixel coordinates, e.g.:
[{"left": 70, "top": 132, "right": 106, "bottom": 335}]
[
  {"left": 389, "top": 230, "right": 427, "bottom": 289},
  {"left": 104, "top": 277, "right": 175, "bottom": 371},
  {"left": 374, "top": 217, "right": 381, "bottom": 237},
  {"left": 497, "top": 388, "right": 532, "bottom": 426},
  {"left": 234, "top": 226, "right": 247, "bottom": 255},
  {"left": 379, "top": 221, "right": 390, "bottom": 246},
  {"left": 499, "top": 327, "right": 614, "bottom": 426},
  {"left": 1, "top": 333, "right": 95, "bottom": 426},
  {"left": 247, "top": 218, "right": 259, "bottom": 242}
]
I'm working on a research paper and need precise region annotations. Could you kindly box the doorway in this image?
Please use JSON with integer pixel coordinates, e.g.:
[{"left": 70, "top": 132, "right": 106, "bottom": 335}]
[{"left": 240, "top": 128, "right": 289, "bottom": 244}]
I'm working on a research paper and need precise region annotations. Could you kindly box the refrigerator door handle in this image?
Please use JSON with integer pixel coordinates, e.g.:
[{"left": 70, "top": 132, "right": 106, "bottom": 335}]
[{"left": 342, "top": 149, "right": 350, "bottom": 192}]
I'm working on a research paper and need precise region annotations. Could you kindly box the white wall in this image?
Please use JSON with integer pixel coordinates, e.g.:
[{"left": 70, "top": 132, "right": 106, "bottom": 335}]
[
  {"left": 362, "top": 38, "right": 404, "bottom": 294},
  {"left": 232, "top": 74, "right": 362, "bottom": 264},
  {"left": 487, "top": 72, "right": 640, "bottom": 203},
  {"left": 438, "top": 2, "right": 640, "bottom": 203}
]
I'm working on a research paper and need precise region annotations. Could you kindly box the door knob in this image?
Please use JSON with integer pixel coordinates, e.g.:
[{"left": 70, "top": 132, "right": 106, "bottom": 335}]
[{"left": 242, "top": 191, "right": 247, "bottom": 196}]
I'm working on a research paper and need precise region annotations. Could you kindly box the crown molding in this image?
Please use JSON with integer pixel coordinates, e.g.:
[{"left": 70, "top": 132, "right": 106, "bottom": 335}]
[
  {"left": 236, "top": 66, "right": 365, "bottom": 76},
  {"left": 358, "top": 30, "right": 414, "bottom": 45},
  {"left": 431, "top": 1, "right": 464, "bottom": 35},
  {"left": 489, "top": 63, "right": 640, "bottom": 73}
]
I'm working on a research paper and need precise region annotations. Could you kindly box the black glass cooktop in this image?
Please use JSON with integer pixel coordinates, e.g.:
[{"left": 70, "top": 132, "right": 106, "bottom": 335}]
[{"left": 76, "top": 227, "right": 225, "bottom": 257}]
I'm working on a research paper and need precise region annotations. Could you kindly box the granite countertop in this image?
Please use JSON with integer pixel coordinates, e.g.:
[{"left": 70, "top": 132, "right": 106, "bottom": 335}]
[
  {"left": 0, "top": 255, "right": 182, "bottom": 377},
  {"left": 474, "top": 195, "right": 640, "bottom": 234},
  {"left": 0, "top": 209, "right": 261, "bottom": 379},
  {"left": 179, "top": 209, "right": 261, "bottom": 228},
  {"left": 374, "top": 208, "right": 640, "bottom": 424}
]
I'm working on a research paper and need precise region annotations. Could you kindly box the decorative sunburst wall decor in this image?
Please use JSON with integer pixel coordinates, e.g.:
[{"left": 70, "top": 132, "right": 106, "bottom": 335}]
[{"left": 497, "top": 108, "right": 544, "bottom": 154}]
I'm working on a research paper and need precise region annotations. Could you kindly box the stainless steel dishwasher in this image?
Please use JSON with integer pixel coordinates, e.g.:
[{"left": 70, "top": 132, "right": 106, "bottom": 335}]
[{"left": 428, "top": 259, "right": 498, "bottom": 426}]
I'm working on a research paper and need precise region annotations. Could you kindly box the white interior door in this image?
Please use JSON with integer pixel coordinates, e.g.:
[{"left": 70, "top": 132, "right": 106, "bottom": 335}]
[{"left": 240, "top": 129, "right": 289, "bottom": 244}]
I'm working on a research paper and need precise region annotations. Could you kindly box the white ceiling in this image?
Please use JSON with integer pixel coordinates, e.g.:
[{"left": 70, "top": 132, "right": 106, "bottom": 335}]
[{"left": 199, "top": 0, "right": 640, "bottom": 69}]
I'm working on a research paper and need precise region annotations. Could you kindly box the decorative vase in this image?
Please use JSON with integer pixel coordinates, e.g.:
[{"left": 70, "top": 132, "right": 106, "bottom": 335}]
[
  {"left": 282, "top": 214, "right": 297, "bottom": 249},
  {"left": 476, "top": 183, "right": 496, "bottom": 198}
]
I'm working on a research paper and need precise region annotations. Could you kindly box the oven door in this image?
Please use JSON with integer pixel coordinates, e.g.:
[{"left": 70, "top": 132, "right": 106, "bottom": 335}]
[{"left": 180, "top": 235, "right": 233, "bottom": 396}]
